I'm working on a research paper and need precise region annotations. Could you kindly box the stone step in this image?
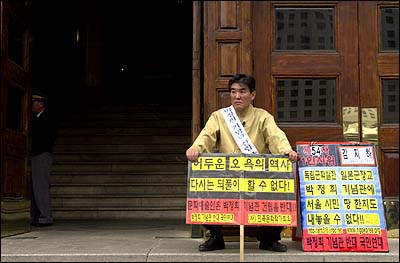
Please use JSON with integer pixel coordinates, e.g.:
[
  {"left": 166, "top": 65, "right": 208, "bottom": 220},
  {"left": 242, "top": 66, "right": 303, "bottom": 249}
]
[
  {"left": 59, "top": 119, "right": 190, "bottom": 128},
  {"left": 62, "top": 103, "right": 192, "bottom": 116},
  {"left": 57, "top": 126, "right": 191, "bottom": 136},
  {"left": 52, "top": 208, "right": 186, "bottom": 219},
  {"left": 55, "top": 135, "right": 191, "bottom": 144},
  {"left": 51, "top": 183, "right": 187, "bottom": 195},
  {"left": 54, "top": 144, "right": 189, "bottom": 153},
  {"left": 53, "top": 152, "right": 187, "bottom": 162},
  {"left": 61, "top": 111, "right": 192, "bottom": 122},
  {"left": 52, "top": 172, "right": 187, "bottom": 184},
  {"left": 51, "top": 195, "right": 186, "bottom": 208},
  {"left": 50, "top": 102, "right": 191, "bottom": 220},
  {"left": 52, "top": 162, "right": 187, "bottom": 173}
]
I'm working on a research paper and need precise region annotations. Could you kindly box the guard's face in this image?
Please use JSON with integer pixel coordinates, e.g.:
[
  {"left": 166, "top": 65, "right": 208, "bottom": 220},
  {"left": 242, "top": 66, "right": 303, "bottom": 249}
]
[
  {"left": 32, "top": 100, "right": 44, "bottom": 113},
  {"left": 230, "top": 83, "right": 255, "bottom": 113}
]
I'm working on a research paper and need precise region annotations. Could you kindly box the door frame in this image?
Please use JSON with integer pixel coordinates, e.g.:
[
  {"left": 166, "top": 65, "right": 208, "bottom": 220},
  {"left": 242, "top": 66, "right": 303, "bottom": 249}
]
[{"left": 0, "top": 0, "right": 33, "bottom": 237}]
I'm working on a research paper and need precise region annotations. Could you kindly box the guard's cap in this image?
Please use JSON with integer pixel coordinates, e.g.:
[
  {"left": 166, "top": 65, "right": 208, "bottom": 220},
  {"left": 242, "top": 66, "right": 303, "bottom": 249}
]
[{"left": 32, "top": 91, "right": 48, "bottom": 101}]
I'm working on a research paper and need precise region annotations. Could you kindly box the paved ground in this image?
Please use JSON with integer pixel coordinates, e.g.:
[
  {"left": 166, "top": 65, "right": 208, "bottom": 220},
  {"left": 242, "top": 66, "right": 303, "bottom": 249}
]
[{"left": 1, "top": 219, "right": 398, "bottom": 262}]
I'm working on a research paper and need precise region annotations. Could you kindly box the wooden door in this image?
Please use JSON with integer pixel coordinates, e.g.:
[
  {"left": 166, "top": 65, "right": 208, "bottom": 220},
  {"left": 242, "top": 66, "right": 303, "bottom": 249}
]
[
  {"left": 202, "top": 1, "right": 398, "bottom": 234},
  {"left": 358, "top": 1, "right": 399, "bottom": 232},
  {"left": 1, "top": 0, "right": 33, "bottom": 237},
  {"left": 252, "top": 1, "right": 398, "bottom": 229},
  {"left": 253, "top": 1, "right": 359, "bottom": 144},
  {"left": 203, "top": 1, "right": 253, "bottom": 119}
]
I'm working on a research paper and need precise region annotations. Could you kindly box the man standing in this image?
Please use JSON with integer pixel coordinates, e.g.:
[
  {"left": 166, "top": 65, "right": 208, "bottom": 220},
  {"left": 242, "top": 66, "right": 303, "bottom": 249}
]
[
  {"left": 30, "top": 91, "right": 57, "bottom": 227},
  {"left": 186, "top": 74, "right": 298, "bottom": 252}
]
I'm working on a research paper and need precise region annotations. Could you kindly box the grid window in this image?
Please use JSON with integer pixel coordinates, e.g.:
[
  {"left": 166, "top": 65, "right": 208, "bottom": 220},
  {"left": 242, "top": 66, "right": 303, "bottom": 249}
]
[
  {"left": 380, "top": 8, "right": 399, "bottom": 51},
  {"left": 275, "top": 8, "right": 335, "bottom": 50},
  {"left": 8, "top": 16, "right": 25, "bottom": 67},
  {"left": 276, "top": 78, "right": 336, "bottom": 122},
  {"left": 382, "top": 79, "right": 399, "bottom": 124},
  {"left": 6, "top": 85, "right": 23, "bottom": 132}
]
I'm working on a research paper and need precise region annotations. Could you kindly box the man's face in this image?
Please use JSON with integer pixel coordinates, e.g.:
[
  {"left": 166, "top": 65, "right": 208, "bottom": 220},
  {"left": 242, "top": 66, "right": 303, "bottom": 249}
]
[
  {"left": 230, "top": 83, "right": 255, "bottom": 113},
  {"left": 32, "top": 100, "right": 44, "bottom": 113}
]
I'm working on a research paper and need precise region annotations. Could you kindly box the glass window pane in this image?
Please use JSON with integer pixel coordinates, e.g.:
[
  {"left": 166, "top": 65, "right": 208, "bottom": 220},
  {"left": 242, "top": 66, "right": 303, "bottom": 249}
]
[
  {"left": 382, "top": 79, "right": 399, "bottom": 124},
  {"left": 6, "top": 85, "right": 23, "bottom": 132},
  {"left": 275, "top": 8, "right": 335, "bottom": 51},
  {"left": 276, "top": 78, "right": 336, "bottom": 122},
  {"left": 8, "top": 16, "right": 25, "bottom": 67},
  {"left": 380, "top": 8, "right": 399, "bottom": 51}
]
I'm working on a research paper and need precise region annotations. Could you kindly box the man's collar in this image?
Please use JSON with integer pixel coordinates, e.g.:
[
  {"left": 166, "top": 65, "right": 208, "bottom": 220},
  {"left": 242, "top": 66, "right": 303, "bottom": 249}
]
[
  {"left": 234, "top": 104, "right": 253, "bottom": 118},
  {"left": 36, "top": 109, "right": 45, "bottom": 117}
]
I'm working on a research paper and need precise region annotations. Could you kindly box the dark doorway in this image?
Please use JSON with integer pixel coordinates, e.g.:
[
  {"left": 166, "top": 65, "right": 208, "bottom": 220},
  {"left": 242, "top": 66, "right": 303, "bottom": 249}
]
[
  {"left": 32, "top": 1, "right": 193, "bottom": 110},
  {"left": 32, "top": 1, "right": 81, "bottom": 113},
  {"left": 104, "top": 1, "right": 193, "bottom": 105},
  {"left": 30, "top": 1, "right": 193, "bottom": 221}
]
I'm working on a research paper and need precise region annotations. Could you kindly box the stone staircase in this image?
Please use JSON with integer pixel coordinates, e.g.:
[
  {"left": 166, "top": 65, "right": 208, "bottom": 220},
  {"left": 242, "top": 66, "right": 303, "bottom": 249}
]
[{"left": 51, "top": 103, "right": 192, "bottom": 220}]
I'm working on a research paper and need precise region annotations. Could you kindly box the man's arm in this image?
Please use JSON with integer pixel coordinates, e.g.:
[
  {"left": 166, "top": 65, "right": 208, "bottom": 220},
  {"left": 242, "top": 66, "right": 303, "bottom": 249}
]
[
  {"left": 263, "top": 114, "right": 298, "bottom": 162},
  {"left": 186, "top": 112, "right": 219, "bottom": 162},
  {"left": 186, "top": 147, "right": 200, "bottom": 162},
  {"left": 284, "top": 150, "right": 298, "bottom": 163}
]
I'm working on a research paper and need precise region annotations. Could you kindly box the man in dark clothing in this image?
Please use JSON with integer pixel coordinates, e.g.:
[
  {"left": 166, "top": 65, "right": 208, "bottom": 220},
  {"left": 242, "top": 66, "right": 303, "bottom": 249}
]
[{"left": 30, "top": 91, "right": 58, "bottom": 227}]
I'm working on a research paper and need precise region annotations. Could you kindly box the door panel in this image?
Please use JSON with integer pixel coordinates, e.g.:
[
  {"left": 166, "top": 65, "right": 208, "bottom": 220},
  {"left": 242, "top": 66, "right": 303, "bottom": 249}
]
[
  {"left": 203, "top": 1, "right": 252, "bottom": 119},
  {"left": 359, "top": 1, "right": 399, "bottom": 198},
  {"left": 254, "top": 1, "right": 359, "bottom": 144},
  {"left": 1, "top": 0, "right": 32, "bottom": 237}
]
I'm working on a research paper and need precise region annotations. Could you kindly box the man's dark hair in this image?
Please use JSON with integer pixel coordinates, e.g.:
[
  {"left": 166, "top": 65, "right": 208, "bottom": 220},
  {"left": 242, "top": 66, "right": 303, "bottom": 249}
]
[{"left": 228, "top": 74, "right": 256, "bottom": 93}]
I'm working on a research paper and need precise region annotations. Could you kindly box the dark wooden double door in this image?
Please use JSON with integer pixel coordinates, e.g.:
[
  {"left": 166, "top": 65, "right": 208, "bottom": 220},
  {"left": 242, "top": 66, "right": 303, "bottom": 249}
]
[{"left": 201, "top": 1, "right": 398, "bottom": 204}]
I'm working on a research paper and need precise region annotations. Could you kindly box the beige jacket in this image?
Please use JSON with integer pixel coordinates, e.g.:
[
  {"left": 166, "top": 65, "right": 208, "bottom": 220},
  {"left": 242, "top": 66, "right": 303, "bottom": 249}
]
[{"left": 191, "top": 104, "right": 292, "bottom": 155}]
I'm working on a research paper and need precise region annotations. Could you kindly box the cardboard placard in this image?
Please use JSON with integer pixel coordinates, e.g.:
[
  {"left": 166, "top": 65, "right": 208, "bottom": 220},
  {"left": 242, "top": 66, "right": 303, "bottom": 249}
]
[
  {"left": 186, "top": 153, "right": 297, "bottom": 226},
  {"left": 296, "top": 142, "right": 389, "bottom": 252}
]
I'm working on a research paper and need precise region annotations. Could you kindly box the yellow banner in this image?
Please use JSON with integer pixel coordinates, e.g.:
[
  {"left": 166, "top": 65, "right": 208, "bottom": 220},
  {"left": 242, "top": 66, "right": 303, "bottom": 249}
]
[
  {"left": 340, "top": 169, "right": 374, "bottom": 180},
  {"left": 305, "top": 184, "right": 338, "bottom": 196},
  {"left": 229, "top": 157, "right": 266, "bottom": 171},
  {"left": 307, "top": 227, "right": 343, "bottom": 235},
  {"left": 191, "top": 157, "right": 226, "bottom": 170},
  {"left": 341, "top": 184, "right": 376, "bottom": 195},
  {"left": 345, "top": 213, "right": 380, "bottom": 226},
  {"left": 307, "top": 213, "right": 342, "bottom": 226},
  {"left": 303, "top": 169, "right": 337, "bottom": 181},
  {"left": 241, "top": 178, "right": 294, "bottom": 193},
  {"left": 268, "top": 158, "right": 292, "bottom": 172},
  {"left": 189, "top": 178, "right": 295, "bottom": 193},
  {"left": 191, "top": 156, "right": 292, "bottom": 172},
  {"left": 248, "top": 214, "right": 292, "bottom": 224},
  {"left": 343, "top": 198, "right": 378, "bottom": 210},
  {"left": 190, "top": 213, "right": 234, "bottom": 223},
  {"left": 189, "top": 178, "right": 240, "bottom": 192},
  {"left": 306, "top": 198, "right": 340, "bottom": 210},
  {"left": 346, "top": 227, "right": 381, "bottom": 235}
]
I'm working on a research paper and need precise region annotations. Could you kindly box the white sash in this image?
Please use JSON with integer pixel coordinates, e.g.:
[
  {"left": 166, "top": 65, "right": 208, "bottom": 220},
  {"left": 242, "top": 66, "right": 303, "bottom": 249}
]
[{"left": 220, "top": 105, "right": 259, "bottom": 154}]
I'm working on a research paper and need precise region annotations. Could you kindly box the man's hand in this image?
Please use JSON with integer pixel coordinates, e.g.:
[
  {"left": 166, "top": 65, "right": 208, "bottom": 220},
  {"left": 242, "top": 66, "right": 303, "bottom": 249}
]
[
  {"left": 284, "top": 150, "right": 298, "bottom": 163},
  {"left": 186, "top": 147, "right": 200, "bottom": 162}
]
